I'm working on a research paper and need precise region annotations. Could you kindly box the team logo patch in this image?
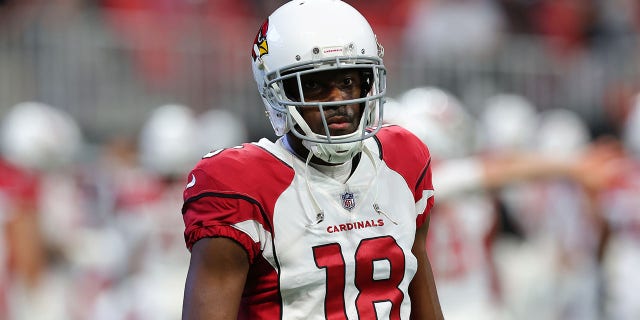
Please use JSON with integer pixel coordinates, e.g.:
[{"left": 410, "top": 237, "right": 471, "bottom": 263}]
[
  {"left": 185, "top": 174, "right": 196, "bottom": 189},
  {"left": 341, "top": 192, "right": 356, "bottom": 211},
  {"left": 251, "top": 19, "right": 269, "bottom": 60}
]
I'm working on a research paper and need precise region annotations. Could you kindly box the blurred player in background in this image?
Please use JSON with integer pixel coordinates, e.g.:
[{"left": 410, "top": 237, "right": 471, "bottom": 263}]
[
  {"left": 477, "top": 93, "right": 620, "bottom": 320},
  {"left": 598, "top": 93, "right": 640, "bottom": 320},
  {"left": 0, "top": 135, "right": 43, "bottom": 320},
  {"left": 181, "top": 0, "right": 444, "bottom": 319},
  {"left": 87, "top": 103, "right": 200, "bottom": 319},
  {"left": 195, "top": 108, "right": 249, "bottom": 156},
  {"left": 477, "top": 93, "right": 555, "bottom": 320},
  {"left": 536, "top": 108, "right": 603, "bottom": 320},
  {"left": 0, "top": 101, "right": 85, "bottom": 319},
  {"left": 387, "top": 86, "right": 506, "bottom": 320},
  {"left": 387, "top": 87, "right": 623, "bottom": 320},
  {"left": 503, "top": 107, "right": 603, "bottom": 320}
]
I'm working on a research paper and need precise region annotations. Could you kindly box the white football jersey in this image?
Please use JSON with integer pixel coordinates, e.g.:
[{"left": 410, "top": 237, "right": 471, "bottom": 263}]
[{"left": 182, "top": 125, "right": 434, "bottom": 319}]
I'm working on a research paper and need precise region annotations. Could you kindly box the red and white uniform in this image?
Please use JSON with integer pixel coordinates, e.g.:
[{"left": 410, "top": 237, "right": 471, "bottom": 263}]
[
  {"left": 0, "top": 158, "right": 39, "bottom": 318},
  {"left": 183, "top": 126, "right": 434, "bottom": 320},
  {"left": 426, "top": 157, "right": 504, "bottom": 320}
]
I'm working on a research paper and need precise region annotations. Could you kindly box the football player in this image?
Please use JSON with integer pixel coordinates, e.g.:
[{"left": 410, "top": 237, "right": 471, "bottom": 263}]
[
  {"left": 387, "top": 87, "right": 507, "bottom": 320},
  {"left": 180, "top": 1, "right": 444, "bottom": 319},
  {"left": 87, "top": 104, "right": 199, "bottom": 319},
  {"left": 386, "top": 89, "right": 622, "bottom": 320},
  {"left": 599, "top": 93, "right": 640, "bottom": 320},
  {"left": 0, "top": 155, "right": 42, "bottom": 319},
  {"left": 0, "top": 101, "right": 84, "bottom": 319},
  {"left": 517, "top": 107, "right": 601, "bottom": 320}
]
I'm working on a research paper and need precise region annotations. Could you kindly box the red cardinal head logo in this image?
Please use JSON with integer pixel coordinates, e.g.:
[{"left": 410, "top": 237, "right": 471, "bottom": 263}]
[{"left": 251, "top": 19, "right": 269, "bottom": 61}]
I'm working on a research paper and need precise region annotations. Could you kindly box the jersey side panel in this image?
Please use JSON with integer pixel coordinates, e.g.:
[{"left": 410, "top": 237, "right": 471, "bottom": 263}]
[{"left": 375, "top": 125, "right": 435, "bottom": 226}]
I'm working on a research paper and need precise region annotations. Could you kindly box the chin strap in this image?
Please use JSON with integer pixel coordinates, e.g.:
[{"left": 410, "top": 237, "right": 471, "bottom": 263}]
[
  {"left": 360, "top": 144, "right": 397, "bottom": 225},
  {"left": 302, "top": 139, "right": 363, "bottom": 164},
  {"left": 304, "top": 151, "right": 325, "bottom": 227},
  {"left": 288, "top": 105, "right": 365, "bottom": 164}
]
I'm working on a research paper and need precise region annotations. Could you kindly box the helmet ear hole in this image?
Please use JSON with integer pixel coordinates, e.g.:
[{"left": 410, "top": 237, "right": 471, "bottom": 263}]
[
  {"left": 282, "top": 77, "right": 300, "bottom": 101},
  {"left": 360, "top": 71, "right": 373, "bottom": 97}
]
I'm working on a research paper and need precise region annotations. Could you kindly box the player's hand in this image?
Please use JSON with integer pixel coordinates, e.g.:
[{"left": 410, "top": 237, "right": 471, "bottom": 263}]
[{"left": 571, "top": 136, "right": 627, "bottom": 192}]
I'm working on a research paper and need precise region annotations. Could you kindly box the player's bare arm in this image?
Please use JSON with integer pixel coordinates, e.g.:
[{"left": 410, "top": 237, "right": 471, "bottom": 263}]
[
  {"left": 182, "top": 237, "right": 249, "bottom": 320},
  {"left": 409, "top": 217, "right": 444, "bottom": 320}
]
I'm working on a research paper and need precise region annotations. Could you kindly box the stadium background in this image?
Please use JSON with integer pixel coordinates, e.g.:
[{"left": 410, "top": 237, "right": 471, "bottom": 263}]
[{"left": 1, "top": 0, "right": 638, "bottom": 144}]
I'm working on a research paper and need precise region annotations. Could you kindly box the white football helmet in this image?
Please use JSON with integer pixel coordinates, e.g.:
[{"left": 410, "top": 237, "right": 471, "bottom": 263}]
[
  {"left": 536, "top": 108, "right": 590, "bottom": 159},
  {"left": 389, "top": 87, "right": 478, "bottom": 159},
  {"left": 196, "top": 108, "right": 248, "bottom": 154},
  {"left": 251, "top": 0, "right": 386, "bottom": 163},
  {"left": 138, "top": 104, "right": 199, "bottom": 177},
  {"left": 623, "top": 93, "right": 640, "bottom": 157},
  {"left": 479, "top": 93, "right": 539, "bottom": 153},
  {"left": 0, "top": 101, "right": 83, "bottom": 171}
]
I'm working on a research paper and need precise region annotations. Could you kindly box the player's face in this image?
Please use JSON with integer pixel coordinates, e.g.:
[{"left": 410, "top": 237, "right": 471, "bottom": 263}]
[{"left": 284, "top": 69, "right": 363, "bottom": 136}]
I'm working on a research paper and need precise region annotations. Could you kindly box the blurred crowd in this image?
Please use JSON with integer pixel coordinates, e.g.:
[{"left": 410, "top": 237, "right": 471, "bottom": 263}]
[
  {"left": 1, "top": 0, "right": 639, "bottom": 140},
  {"left": 385, "top": 86, "right": 640, "bottom": 320},
  {"left": 0, "top": 101, "right": 249, "bottom": 319},
  {"left": 0, "top": 0, "right": 640, "bottom": 320}
]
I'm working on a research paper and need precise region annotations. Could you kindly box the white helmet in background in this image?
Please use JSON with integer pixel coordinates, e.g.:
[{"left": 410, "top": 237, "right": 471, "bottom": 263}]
[
  {"left": 251, "top": 0, "right": 386, "bottom": 163},
  {"left": 480, "top": 93, "right": 539, "bottom": 152},
  {"left": 0, "top": 101, "right": 83, "bottom": 171},
  {"left": 623, "top": 93, "right": 640, "bottom": 157},
  {"left": 536, "top": 108, "right": 591, "bottom": 160},
  {"left": 391, "top": 87, "right": 478, "bottom": 159},
  {"left": 381, "top": 97, "right": 402, "bottom": 125},
  {"left": 196, "top": 108, "right": 248, "bottom": 154},
  {"left": 138, "top": 104, "right": 199, "bottom": 178}
]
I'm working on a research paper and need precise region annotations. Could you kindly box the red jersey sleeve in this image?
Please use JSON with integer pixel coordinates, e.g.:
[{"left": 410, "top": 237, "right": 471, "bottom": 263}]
[
  {"left": 181, "top": 144, "right": 294, "bottom": 263},
  {"left": 0, "top": 159, "right": 39, "bottom": 210}
]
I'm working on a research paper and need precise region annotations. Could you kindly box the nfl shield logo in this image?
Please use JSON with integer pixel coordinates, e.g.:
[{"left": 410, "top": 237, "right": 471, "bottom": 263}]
[{"left": 341, "top": 192, "right": 356, "bottom": 211}]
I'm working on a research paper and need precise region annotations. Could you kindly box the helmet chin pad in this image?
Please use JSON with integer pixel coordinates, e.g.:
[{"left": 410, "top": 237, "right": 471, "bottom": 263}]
[
  {"left": 289, "top": 104, "right": 373, "bottom": 163},
  {"left": 302, "top": 139, "right": 364, "bottom": 164}
]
